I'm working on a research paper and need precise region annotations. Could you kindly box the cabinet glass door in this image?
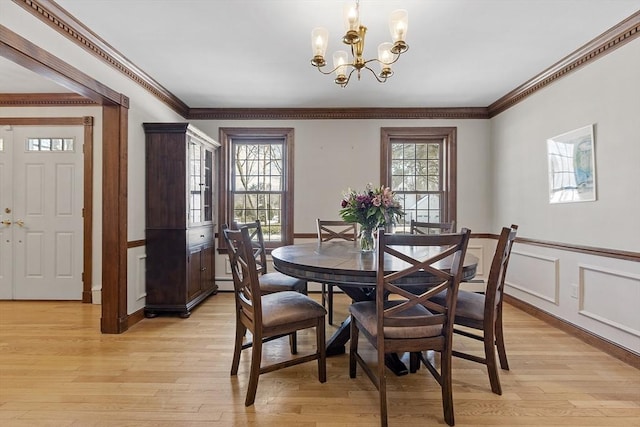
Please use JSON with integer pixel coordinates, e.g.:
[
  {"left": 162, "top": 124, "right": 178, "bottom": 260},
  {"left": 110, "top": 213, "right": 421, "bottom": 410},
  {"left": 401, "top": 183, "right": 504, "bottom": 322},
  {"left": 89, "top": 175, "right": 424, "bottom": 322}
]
[
  {"left": 204, "top": 149, "right": 213, "bottom": 222},
  {"left": 188, "top": 138, "right": 202, "bottom": 224},
  {"left": 188, "top": 137, "right": 214, "bottom": 225}
]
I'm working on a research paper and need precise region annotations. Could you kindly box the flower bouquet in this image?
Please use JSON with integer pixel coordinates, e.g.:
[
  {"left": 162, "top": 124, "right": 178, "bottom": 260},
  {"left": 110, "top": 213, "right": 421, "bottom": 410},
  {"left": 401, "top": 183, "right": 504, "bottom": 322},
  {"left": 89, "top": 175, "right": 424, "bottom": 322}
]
[{"left": 339, "top": 183, "right": 405, "bottom": 251}]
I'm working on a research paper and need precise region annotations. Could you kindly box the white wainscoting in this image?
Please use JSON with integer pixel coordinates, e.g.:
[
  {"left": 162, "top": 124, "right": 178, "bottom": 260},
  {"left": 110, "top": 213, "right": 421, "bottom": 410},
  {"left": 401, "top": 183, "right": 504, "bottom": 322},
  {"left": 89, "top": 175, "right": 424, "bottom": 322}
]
[
  {"left": 127, "top": 247, "right": 146, "bottom": 315},
  {"left": 507, "top": 250, "right": 560, "bottom": 304},
  {"left": 504, "top": 241, "right": 640, "bottom": 354},
  {"left": 578, "top": 264, "right": 640, "bottom": 337}
]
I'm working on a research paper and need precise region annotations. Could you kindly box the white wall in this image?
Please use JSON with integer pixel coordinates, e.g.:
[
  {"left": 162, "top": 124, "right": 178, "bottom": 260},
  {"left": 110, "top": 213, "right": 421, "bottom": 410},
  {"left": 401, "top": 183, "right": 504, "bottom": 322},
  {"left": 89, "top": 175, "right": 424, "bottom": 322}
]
[
  {"left": 490, "top": 39, "right": 640, "bottom": 252},
  {"left": 491, "top": 39, "right": 640, "bottom": 353}
]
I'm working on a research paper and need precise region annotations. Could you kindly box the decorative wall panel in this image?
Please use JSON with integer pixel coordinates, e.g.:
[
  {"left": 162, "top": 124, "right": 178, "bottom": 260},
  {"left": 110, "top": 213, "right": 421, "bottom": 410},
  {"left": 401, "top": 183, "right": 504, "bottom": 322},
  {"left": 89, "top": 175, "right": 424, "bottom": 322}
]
[{"left": 506, "top": 250, "right": 560, "bottom": 304}]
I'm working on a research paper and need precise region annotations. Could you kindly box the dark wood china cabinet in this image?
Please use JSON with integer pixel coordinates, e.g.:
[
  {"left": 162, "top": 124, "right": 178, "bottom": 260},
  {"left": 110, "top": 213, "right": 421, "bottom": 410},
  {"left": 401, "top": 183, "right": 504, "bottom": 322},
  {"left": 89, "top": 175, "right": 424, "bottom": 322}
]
[{"left": 143, "top": 123, "right": 220, "bottom": 317}]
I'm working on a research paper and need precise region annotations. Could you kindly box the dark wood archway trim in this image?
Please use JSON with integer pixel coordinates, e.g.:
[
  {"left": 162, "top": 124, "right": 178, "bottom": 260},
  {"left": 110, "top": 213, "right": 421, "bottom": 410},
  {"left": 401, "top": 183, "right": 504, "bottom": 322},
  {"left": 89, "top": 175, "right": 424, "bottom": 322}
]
[
  {"left": 0, "top": 24, "right": 129, "bottom": 334},
  {"left": 101, "top": 104, "right": 129, "bottom": 334},
  {"left": 0, "top": 25, "right": 121, "bottom": 105},
  {"left": 0, "top": 116, "right": 94, "bottom": 303},
  {"left": 12, "top": 0, "right": 189, "bottom": 117}
]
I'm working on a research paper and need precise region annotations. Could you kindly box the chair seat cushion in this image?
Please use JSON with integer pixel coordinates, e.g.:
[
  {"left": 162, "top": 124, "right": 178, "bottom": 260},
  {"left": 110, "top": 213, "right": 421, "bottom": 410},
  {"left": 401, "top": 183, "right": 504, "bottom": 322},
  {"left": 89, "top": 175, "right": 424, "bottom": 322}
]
[
  {"left": 261, "top": 291, "right": 326, "bottom": 328},
  {"left": 259, "top": 272, "right": 308, "bottom": 295},
  {"left": 430, "top": 290, "right": 484, "bottom": 321},
  {"left": 349, "top": 300, "right": 442, "bottom": 339}
]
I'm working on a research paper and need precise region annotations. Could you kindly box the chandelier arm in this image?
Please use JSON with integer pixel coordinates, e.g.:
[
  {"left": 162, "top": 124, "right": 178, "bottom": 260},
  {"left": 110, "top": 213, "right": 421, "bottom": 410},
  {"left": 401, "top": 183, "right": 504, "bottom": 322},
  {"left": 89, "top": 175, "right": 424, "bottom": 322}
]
[
  {"left": 341, "top": 67, "right": 358, "bottom": 87},
  {"left": 362, "top": 65, "right": 389, "bottom": 84},
  {"left": 362, "top": 51, "right": 403, "bottom": 68},
  {"left": 313, "top": 63, "right": 356, "bottom": 76}
]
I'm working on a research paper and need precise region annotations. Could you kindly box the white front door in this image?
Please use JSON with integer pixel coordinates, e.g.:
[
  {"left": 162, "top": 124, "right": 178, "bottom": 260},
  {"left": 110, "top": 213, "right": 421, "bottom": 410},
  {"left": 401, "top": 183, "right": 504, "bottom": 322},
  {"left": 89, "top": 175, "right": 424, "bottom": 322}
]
[{"left": 0, "top": 125, "right": 84, "bottom": 300}]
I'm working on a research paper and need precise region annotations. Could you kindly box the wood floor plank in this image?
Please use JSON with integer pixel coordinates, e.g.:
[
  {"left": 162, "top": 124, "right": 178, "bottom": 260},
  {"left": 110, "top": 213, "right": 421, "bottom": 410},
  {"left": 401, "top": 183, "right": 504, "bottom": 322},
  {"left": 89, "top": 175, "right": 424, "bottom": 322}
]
[{"left": 1, "top": 294, "right": 639, "bottom": 426}]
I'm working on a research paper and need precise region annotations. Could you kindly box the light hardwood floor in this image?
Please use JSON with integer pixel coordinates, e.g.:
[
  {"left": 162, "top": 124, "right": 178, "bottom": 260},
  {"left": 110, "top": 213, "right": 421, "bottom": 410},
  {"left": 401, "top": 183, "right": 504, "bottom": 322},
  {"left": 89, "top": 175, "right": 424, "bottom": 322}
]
[{"left": 1, "top": 293, "right": 638, "bottom": 426}]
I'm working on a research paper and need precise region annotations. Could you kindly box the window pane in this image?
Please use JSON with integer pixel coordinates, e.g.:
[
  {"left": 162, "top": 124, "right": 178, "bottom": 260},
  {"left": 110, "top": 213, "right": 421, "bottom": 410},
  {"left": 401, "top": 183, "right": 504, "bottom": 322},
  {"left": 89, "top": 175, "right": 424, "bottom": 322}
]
[
  {"left": 26, "top": 137, "right": 74, "bottom": 152},
  {"left": 231, "top": 139, "right": 285, "bottom": 239},
  {"left": 390, "top": 140, "right": 444, "bottom": 228}
]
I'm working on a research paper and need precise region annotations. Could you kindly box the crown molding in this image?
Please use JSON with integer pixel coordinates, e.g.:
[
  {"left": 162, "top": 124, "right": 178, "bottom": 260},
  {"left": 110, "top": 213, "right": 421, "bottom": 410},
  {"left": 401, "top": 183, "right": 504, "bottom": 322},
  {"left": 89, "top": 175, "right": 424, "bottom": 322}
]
[
  {"left": 12, "top": 0, "right": 189, "bottom": 117},
  {"left": 488, "top": 10, "right": 640, "bottom": 117},
  {"left": 188, "top": 107, "right": 490, "bottom": 120},
  {"left": 0, "top": 93, "right": 98, "bottom": 106}
]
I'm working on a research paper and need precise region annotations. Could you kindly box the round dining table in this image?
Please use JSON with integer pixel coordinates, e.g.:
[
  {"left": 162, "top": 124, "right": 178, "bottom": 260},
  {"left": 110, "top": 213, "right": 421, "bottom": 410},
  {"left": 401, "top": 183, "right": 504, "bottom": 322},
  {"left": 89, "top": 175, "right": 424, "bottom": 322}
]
[{"left": 271, "top": 240, "right": 478, "bottom": 374}]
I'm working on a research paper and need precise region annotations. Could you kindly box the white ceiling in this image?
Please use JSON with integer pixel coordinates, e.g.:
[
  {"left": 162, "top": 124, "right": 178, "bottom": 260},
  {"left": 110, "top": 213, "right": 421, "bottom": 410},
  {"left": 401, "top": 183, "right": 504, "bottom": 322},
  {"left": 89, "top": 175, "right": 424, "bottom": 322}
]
[{"left": 4, "top": 0, "right": 640, "bottom": 109}]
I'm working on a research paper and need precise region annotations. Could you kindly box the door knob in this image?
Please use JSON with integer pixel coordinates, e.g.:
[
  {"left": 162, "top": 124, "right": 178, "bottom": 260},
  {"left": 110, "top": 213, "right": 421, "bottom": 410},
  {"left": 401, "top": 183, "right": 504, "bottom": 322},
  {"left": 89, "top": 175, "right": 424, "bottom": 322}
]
[
  {"left": 15, "top": 220, "right": 24, "bottom": 227},
  {"left": 0, "top": 220, "right": 10, "bottom": 226}
]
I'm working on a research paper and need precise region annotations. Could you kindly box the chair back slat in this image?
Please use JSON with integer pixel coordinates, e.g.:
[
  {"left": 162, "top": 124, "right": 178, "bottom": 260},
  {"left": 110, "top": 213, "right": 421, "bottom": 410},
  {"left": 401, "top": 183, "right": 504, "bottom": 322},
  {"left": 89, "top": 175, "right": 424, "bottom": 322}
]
[
  {"left": 316, "top": 219, "right": 358, "bottom": 243},
  {"left": 410, "top": 219, "right": 456, "bottom": 235},
  {"left": 376, "top": 228, "right": 471, "bottom": 332},
  {"left": 485, "top": 224, "right": 518, "bottom": 310},
  {"left": 222, "top": 225, "right": 263, "bottom": 325},
  {"left": 233, "top": 220, "right": 269, "bottom": 274}
]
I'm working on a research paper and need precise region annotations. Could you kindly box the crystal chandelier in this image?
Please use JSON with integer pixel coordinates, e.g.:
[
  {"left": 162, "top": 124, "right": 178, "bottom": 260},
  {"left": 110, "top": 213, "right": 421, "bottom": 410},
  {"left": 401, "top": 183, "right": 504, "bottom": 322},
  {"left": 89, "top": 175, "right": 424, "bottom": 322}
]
[{"left": 310, "top": 0, "right": 409, "bottom": 88}]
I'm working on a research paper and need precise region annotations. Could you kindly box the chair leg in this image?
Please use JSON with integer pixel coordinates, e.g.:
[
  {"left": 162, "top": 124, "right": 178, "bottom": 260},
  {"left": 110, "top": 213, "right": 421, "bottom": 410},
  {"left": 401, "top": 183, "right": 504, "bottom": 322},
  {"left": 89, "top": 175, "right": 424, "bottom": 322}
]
[
  {"left": 409, "top": 351, "right": 419, "bottom": 373},
  {"left": 317, "top": 317, "right": 327, "bottom": 383},
  {"left": 231, "top": 321, "right": 246, "bottom": 376},
  {"left": 321, "top": 283, "right": 327, "bottom": 307},
  {"left": 349, "top": 317, "right": 359, "bottom": 378},
  {"left": 441, "top": 349, "right": 455, "bottom": 426},
  {"left": 289, "top": 332, "right": 298, "bottom": 355},
  {"left": 378, "top": 345, "right": 388, "bottom": 427},
  {"left": 327, "top": 285, "right": 334, "bottom": 325},
  {"left": 245, "top": 331, "right": 263, "bottom": 406},
  {"left": 495, "top": 309, "right": 510, "bottom": 370},
  {"left": 485, "top": 327, "right": 503, "bottom": 395}
]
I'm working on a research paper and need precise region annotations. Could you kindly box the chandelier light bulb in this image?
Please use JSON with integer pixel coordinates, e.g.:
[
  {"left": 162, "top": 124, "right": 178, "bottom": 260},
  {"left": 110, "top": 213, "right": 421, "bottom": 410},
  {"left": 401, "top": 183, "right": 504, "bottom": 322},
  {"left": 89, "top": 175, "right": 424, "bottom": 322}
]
[
  {"left": 311, "top": 27, "right": 328, "bottom": 57},
  {"left": 389, "top": 9, "right": 408, "bottom": 42},
  {"left": 343, "top": 1, "right": 360, "bottom": 31}
]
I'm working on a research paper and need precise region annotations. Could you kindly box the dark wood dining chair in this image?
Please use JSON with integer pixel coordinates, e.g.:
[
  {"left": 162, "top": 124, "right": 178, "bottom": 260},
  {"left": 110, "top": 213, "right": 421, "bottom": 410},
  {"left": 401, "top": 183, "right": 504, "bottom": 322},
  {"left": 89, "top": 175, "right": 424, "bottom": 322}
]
[
  {"left": 429, "top": 224, "right": 518, "bottom": 395},
  {"left": 349, "top": 228, "right": 471, "bottom": 426},
  {"left": 225, "top": 221, "right": 307, "bottom": 354},
  {"left": 410, "top": 219, "right": 456, "bottom": 235},
  {"left": 232, "top": 220, "right": 308, "bottom": 295},
  {"left": 223, "top": 226, "right": 327, "bottom": 406},
  {"left": 316, "top": 219, "right": 358, "bottom": 325}
]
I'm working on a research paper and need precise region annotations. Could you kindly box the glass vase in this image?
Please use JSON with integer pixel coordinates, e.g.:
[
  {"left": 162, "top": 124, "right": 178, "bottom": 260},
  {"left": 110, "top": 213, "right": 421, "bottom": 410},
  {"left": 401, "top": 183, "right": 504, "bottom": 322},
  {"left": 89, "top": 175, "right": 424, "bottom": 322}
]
[{"left": 359, "top": 226, "right": 375, "bottom": 252}]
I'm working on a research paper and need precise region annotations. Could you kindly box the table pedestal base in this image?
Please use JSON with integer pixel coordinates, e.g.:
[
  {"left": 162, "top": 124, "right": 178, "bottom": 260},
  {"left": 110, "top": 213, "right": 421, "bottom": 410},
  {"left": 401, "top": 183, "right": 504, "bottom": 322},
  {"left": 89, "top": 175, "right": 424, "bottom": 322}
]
[{"left": 326, "top": 314, "right": 409, "bottom": 376}]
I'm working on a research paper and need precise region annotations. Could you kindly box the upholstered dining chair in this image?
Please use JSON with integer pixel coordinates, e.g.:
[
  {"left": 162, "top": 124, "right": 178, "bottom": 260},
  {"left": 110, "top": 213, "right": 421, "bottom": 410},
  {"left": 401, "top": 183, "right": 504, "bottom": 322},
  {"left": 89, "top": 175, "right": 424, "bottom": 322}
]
[
  {"left": 349, "top": 228, "right": 471, "bottom": 427},
  {"left": 226, "top": 220, "right": 307, "bottom": 354},
  {"left": 232, "top": 220, "right": 308, "bottom": 295},
  {"left": 316, "top": 219, "right": 358, "bottom": 325},
  {"left": 429, "top": 224, "right": 518, "bottom": 395},
  {"left": 223, "top": 226, "right": 327, "bottom": 406},
  {"left": 410, "top": 219, "right": 456, "bottom": 235}
]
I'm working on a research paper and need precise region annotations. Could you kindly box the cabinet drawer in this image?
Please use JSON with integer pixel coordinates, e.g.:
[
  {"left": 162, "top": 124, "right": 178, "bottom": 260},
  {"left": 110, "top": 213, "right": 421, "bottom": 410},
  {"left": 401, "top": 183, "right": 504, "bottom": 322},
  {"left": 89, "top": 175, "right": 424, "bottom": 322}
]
[{"left": 188, "top": 226, "right": 214, "bottom": 247}]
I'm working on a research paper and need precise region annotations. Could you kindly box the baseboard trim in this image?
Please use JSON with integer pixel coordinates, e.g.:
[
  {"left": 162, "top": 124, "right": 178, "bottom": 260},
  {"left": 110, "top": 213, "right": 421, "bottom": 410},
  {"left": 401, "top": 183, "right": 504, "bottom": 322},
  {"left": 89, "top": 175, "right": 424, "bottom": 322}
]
[
  {"left": 504, "top": 294, "right": 639, "bottom": 369},
  {"left": 126, "top": 307, "right": 146, "bottom": 329}
]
